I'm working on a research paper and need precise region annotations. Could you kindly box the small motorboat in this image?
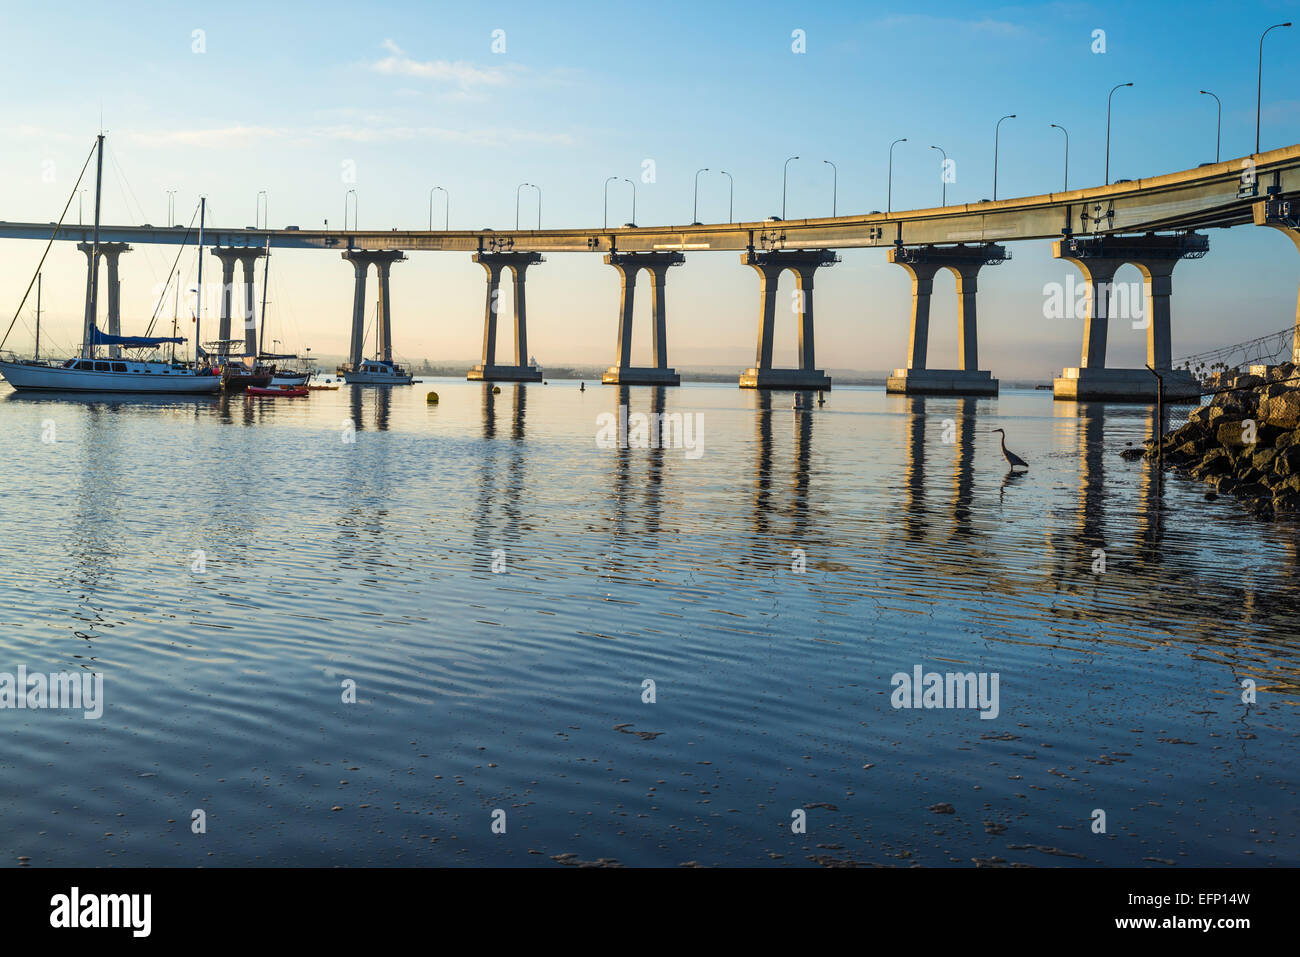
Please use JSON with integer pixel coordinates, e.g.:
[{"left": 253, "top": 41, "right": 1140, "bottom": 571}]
[{"left": 247, "top": 384, "right": 308, "bottom": 397}]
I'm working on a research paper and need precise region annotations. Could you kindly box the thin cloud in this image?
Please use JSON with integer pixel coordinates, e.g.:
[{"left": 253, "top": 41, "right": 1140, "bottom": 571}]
[
  {"left": 122, "top": 123, "right": 571, "bottom": 149},
  {"left": 370, "top": 39, "right": 509, "bottom": 90}
]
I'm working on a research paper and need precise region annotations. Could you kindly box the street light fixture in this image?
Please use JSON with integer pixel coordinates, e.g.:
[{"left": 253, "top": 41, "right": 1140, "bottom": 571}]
[
  {"left": 929, "top": 146, "right": 946, "bottom": 206},
  {"left": 256, "top": 190, "right": 267, "bottom": 230},
  {"left": 623, "top": 178, "right": 636, "bottom": 226},
  {"left": 782, "top": 156, "right": 799, "bottom": 220},
  {"left": 603, "top": 176, "right": 616, "bottom": 229},
  {"left": 1105, "top": 83, "right": 1133, "bottom": 185},
  {"left": 430, "top": 186, "right": 448, "bottom": 230},
  {"left": 1049, "top": 124, "right": 1069, "bottom": 191},
  {"left": 993, "top": 115, "right": 1015, "bottom": 200},
  {"left": 719, "top": 170, "right": 734, "bottom": 222},
  {"left": 1198, "top": 91, "right": 1221, "bottom": 164},
  {"left": 165, "top": 189, "right": 176, "bottom": 228},
  {"left": 888, "top": 138, "right": 906, "bottom": 212},
  {"left": 823, "top": 160, "right": 837, "bottom": 216},
  {"left": 693, "top": 167, "right": 709, "bottom": 224},
  {"left": 1257, "top": 22, "right": 1291, "bottom": 154},
  {"left": 344, "top": 189, "right": 357, "bottom": 230}
]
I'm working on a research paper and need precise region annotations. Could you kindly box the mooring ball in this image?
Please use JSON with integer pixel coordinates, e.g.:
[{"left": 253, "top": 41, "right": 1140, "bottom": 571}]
[{"left": 426, "top": 391, "right": 439, "bottom": 403}]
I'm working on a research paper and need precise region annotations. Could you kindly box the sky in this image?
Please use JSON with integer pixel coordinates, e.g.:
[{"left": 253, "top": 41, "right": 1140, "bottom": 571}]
[{"left": 1, "top": 0, "right": 1299, "bottom": 378}]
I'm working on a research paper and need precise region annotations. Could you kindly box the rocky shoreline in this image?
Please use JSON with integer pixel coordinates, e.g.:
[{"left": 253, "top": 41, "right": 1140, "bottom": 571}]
[{"left": 1136, "top": 361, "right": 1300, "bottom": 520}]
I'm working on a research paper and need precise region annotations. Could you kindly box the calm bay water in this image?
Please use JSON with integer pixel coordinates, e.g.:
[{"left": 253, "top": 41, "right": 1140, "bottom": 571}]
[{"left": 0, "top": 379, "right": 1296, "bottom": 867}]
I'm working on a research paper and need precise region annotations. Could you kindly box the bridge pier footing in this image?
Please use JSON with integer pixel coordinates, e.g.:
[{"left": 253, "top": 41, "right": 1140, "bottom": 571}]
[
  {"left": 1051, "top": 233, "right": 1204, "bottom": 402},
  {"left": 601, "top": 251, "right": 684, "bottom": 386},
  {"left": 739, "top": 248, "right": 838, "bottom": 390},
  {"left": 884, "top": 243, "right": 1004, "bottom": 396},
  {"left": 467, "top": 251, "right": 544, "bottom": 382}
]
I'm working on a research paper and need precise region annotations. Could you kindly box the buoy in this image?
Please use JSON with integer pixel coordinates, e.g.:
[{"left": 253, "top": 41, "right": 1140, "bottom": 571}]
[
  {"left": 426, "top": 391, "right": 439, "bottom": 403},
  {"left": 492, "top": 386, "right": 501, "bottom": 394}
]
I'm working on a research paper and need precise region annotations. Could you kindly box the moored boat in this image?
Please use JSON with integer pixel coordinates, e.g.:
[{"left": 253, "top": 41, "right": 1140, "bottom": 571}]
[{"left": 247, "top": 384, "right": 308, "bottom": 397}]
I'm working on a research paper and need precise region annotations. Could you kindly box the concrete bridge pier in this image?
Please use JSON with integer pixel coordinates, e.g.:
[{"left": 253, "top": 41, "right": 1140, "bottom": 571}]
[
  {"left": 1254, "top": 198, "right": 1300, "bottom": 364},
  {"left": 1052, "top": 233, "right": 1206, "bottom": 401},
  {"left": 211, "top": 248, "right": 243, "bottom": 353},
  {"left": 467, "top": 251, "right": 544, "bottom": 382},
  {"left": 602, "top": 251, "right": 685, "bottom": 385},
  {"left": 739, "top": 248, "right": 839, "bottom": 390},
  {"left": 342, "top": 249, "right": 407, "bottom": 370},
  {"left": 885, "top": 243, "right": 1004, "bottom": 395},
  {"left": 78, "top": 241, "right": 131, "bottom": 357},
  {"left": 237, "top": 249, "right": 266, "bottom": 356}
]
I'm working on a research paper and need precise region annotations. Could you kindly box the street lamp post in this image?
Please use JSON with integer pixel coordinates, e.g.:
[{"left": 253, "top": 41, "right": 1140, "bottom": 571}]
[
  {"left": 929, "top": 146, "right": 946, "bottom": 206},
  {"left": 692, "top": 167, "right": 709, "bottom": 224},
  {"left": 603, "top": 176, "right": 616, "bottom": 229},
  {"left": 1050, "top": 124, "right": 1069, "bottom": 190},
  {"left": 823, "top": 160, "right": 837, "bottom": 216},
  {"left": 888, "top": 138, "right": 906, "bottom": 212},
  {"left": 993, "top": 115, "right": 1015, "bottom": 200},
  {"left": 1105, "top": 83, "right": 1133, "bottom": 185},
  {"left": 256, "top": 190, "right": 267, "bottom": 230},
  {"left": 344, "top": 189, "right": 357, "bottom": 230},
  {"left": 1257, "top": 22, "right": 1291, "bottom": 154},
  {"left": 429, "top": 186, "right": 448, "bottom": 230},
  {"left": 165, "top": 189, "right": 176, "bottom": 228},
  {"left": 623, "top": 178, "right": 636, "bottom": 225},
  {"left": 1198, "top": 91, "right": 1221, "bottom": 164},
  {"left": 782, "top": 156, "right": 799, "bottom": 219},
  {"left": 719, "top": 170, "right": 733, "bottom": 222},
  {"left": 515, "top": 183, "right": 532, "bottom": 230}
]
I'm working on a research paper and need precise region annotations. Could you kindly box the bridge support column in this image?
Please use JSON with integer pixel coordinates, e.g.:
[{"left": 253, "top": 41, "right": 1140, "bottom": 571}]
[
  {"left": 601, "top": 250, "right": 684, "bottom": 385},
  {"left": 885, "top": 244, "right": 1002, "bottom": 396},
  {"left": 237, "top": 250, "right": 266, "bottom": 356},
  {"left": 1052, "top": 233, "right": 1204, "bottom": 402},
  {"left": 467, "top": 251, "right": 544, "bottom": 382},
  {"left": 77, "top": 241, "right": 130, "bottom": 357},
  {"left": 341, "top": 249, "right": 407, "bottom": 371},
  {"left": 739, "top": 248, "right": 838, "bottom": 390},
  {"left": 211, "top": 248, "right": 242, "bottom": 356},
  {"left": 1253, "top": 199, "right": 1300, "bottom": 365}
]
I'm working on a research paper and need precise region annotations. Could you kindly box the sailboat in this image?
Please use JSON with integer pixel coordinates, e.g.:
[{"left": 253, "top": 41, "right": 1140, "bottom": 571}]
[
  {"left": 254, "top": 237, "right": 315, "bottom": 388},
  {"left": 0, "top": 134, "right": 222, "bottom": 394},
  {"left": 338, "top": 295, "right": 413, "bottom": 385}
]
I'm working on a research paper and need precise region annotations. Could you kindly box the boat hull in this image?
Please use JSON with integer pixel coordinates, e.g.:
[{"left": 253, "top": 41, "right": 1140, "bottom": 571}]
[
  {"left": 0, "top": 360, "right": 223, "bottom": 394},
  {"left": 339, "top": 371, "right": 414, "bottom": 385}
]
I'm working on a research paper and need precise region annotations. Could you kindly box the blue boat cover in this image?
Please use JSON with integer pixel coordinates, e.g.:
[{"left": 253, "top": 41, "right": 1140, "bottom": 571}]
[{"left": 90, "top": 325, "right": 184, "bottom": 347}]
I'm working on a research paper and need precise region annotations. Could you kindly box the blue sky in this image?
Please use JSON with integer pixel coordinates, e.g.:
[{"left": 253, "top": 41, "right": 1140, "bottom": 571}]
[{"left": 2, "top": 0, "right": 1299, "bottom": 376}]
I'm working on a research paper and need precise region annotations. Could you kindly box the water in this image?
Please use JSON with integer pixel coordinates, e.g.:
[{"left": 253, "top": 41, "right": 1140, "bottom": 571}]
[{"left": 0, "top": 380, "right": 1295, "bottom": 867}]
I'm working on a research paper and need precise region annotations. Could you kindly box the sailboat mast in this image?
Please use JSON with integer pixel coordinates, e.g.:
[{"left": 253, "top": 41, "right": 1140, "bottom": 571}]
[
  {"left": 195, "top": 198, "right": 206, "bottom": 366},
  {"left": 82, "top": 133, "right": 105, "bottom": 358},
  {"left": 34, "top": 273, "right": 41, "bottom": 361},
  {"left": 257, "top": 234, "right": 271, "bottom": 358},
  {"left": 170, "top": 268, "right": 179, "bottom": 363}
]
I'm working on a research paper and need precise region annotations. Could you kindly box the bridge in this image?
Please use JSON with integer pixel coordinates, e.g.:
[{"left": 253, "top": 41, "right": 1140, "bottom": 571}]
[{"left": 5, "top": 144, "right": 1300, "bottom": 399}]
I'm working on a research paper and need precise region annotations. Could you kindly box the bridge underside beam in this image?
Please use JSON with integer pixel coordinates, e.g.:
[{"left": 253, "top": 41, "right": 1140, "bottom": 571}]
[
  {"left": 885, "top": 243, "right": 1004, "bottom": 397},
  {"left": 1051, "top": 233, "right": 1205, "bottom": 402}
]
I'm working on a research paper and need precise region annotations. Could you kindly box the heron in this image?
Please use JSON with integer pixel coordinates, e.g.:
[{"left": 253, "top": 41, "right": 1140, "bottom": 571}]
[{"left": 991, "top": 428, "right": 1028, "bottom": 472}]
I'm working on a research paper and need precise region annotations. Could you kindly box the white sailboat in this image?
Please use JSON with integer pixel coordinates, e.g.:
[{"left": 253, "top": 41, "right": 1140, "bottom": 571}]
[
  {"left": 338, "top": 296, "right": 413, "bottom": 385},
  {"left": 0, "top": 134, "right": 222, "bottom": 395}
]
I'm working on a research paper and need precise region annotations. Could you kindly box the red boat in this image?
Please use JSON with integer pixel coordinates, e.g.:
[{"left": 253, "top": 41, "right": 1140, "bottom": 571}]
[{"left": 247, "top": 385, "right": 308, "bottom": 397}]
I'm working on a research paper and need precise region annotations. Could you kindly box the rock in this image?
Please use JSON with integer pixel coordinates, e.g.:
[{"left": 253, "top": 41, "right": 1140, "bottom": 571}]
[
  {"left": 1234, "top": 481, "right": 1271, "bottom": 500},
  {"left": 1191, "top": 449, "right": 1233, "bottom": 479},
  {"left": 1119, "top": 446, "right": 1144, "bottom": 460},
  {"left": 1231, "top": 373, "right": 1266, "bottom": 390},
  {"left": 1216, "top": 421, "right": 1254, "bottom": 448},
  {"left": 1214, "top": 476, "right": 1239, "bottom": 494},
  {"left": 1261, "top": 391, "right": 1300, "bottom": 429},
  {"left": 1206, "top": 406, "right": 1244, "bottom": 428},
  {"left": 1269, "top": 361, "right": 1298, "bottom": 383},
  {"left": 1273, "top": 472, "right": 1300, "bottom": 495},
  {"left": 1187, "top": 405, "right": 1213, "bottom": 425},
  {"left": 1272, "top": 491, "right": 1300, "bottom": 512},
  {"left": 1275, "top": 430, "right": 1300, "bottom": 452},
  {"left": 1252, "top": 447, "right": 1279, "bottom": 473},
  {"left": 1273, "top": 444, "right": 1300, "bottom": 476}
]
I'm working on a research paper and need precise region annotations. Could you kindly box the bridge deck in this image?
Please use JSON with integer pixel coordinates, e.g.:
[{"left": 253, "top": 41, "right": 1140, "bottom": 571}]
[{"left": 1, "top": 146, "right": 1297, "bottom": 254}]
